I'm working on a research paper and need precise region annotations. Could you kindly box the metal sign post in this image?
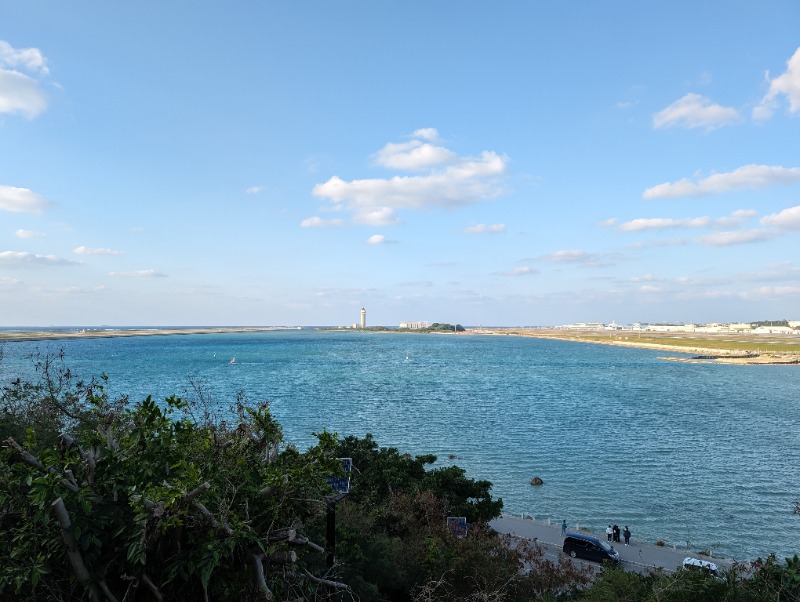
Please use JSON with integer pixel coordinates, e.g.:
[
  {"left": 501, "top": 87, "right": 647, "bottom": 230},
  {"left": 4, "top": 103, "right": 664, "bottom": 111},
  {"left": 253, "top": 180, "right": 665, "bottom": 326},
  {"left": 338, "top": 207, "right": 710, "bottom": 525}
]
[{"left": 325, "top": 458, "right": 352, "bottom": 567}]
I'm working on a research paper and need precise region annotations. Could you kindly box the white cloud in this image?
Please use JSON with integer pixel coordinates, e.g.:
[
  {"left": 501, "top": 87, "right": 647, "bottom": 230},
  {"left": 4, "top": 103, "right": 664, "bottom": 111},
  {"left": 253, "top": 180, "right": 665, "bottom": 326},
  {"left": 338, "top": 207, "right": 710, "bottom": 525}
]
[
  {"left": 597, "top": 217, "right": 617, "bottom": 227},
  {"left": 0, "top": 250, "right": 77, "bottom": 267},
  {"left": 695, "top": 229, "right": 776, "bottom": 246},
  {"left": 0, "top": 41, "right": 49, "bottom": 74},
  {"left": 312, "top": 131, "right": 509, "bottom": 225},
  {"left": 300, "top": 216, "right": 344, "bottom": 228},
  {"left": 375, "top": 141, "right": 456, "bottom": 171},
  {"left": 15, "top": 229, "right": 46, "bottom": 239},
  {"left": 628, "top": 238, "right": 688, "bottom": 249},
  {"left": 352, "top": 207, "right": 400, "bottom": 226},
  {"left": 465, "top": 223, "right": 507, "bottom": 234},
  {"left": 0, "top": 70, "right": 48, "bottom": 118},
  {"left": 412, "top": 128, "right": 440, "bottom": 141},
  {"left": 653, "top": 93, "right": 741, "bottom": 130},
  {"left": 245, "top": 186, "right": 263, "bottom": 195},
  {"left": 0, "top": 41, "right": 49, "bottom": 118},
  {"left": 365, "top": 234, "right": 397, "bottom": 245},
  {"left": 0, "top": 185, "right": 51, "bottom": 213},
  {"left": 753, "top": 47, "right": 800, "bottom": 120},
  {"left": 619, "top": 210, "right": 759, "bottom": 233},
  {"left": 715, "top": 209, "right": 757, "bottom": 227},
  {"left": 618, "top": 216, "right": 711, "bottom": 232},
  {"left": 739, "top": 285, "right": 800, "bottom": 300},
  {"left": 108, "top": 269, "right": 167, "bottom": 278},
  {"left": 629, "top": 274, "right": 663, "bottom": 283},
  {"left": 643, "top": 164, "right": 800, "bottom": 199},
  {"left": 73, "top": 246, "right": 123, "bottom": 256},
  {"left": 638, "top": 284, "right": 665, "bottom": 293},
  {"left": 544, "top": 249, "right": 591, "bottom": 263},
  {"left": 496, "top": 266, "right": 537, "bottom": 276},
  {"left": 761, "top": 204, "right": 800, "bottom": 229},
  {"left": 541, "top": 249, "right": 609, "bottom": 267}
]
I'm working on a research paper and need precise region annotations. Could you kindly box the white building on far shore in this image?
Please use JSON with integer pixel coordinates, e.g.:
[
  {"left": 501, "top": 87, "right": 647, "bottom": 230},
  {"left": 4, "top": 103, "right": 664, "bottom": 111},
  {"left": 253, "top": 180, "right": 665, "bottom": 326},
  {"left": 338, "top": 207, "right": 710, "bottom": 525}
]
[
  {"left": 399, "top": 321, "right": 430, "bottom": 330},
  {"left": 557, "top": 322, "right": 605, "bottom": 331}
]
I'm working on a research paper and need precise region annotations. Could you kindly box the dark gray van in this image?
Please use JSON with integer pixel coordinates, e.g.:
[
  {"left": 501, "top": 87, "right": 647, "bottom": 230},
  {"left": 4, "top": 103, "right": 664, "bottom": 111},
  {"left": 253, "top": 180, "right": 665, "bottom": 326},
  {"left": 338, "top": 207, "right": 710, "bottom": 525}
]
[{"left": 562, "top": 532, "right": 620, "bottom": 564}]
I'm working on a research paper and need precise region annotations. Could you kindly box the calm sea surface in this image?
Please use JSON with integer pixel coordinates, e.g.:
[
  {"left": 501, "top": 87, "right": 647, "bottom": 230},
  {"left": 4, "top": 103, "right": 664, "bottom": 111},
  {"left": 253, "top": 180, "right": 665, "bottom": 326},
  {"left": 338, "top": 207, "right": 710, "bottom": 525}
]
[{"left": 2, "top": 329, "right": 798, "bottom": 561}]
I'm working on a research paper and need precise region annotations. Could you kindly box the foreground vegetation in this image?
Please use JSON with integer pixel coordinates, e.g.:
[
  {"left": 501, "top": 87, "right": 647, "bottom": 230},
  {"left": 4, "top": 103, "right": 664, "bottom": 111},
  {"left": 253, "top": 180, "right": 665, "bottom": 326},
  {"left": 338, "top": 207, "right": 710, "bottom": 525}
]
[{"left": 2, "top": 351, "right": 799, "bottom": 600}]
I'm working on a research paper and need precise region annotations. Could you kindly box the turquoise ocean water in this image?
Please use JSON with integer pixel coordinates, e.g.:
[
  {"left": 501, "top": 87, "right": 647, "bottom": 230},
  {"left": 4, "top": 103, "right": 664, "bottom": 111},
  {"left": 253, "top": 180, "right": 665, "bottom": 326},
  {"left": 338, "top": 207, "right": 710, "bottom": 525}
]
[{"left": 2, "top": 329, "right": 798, "bottom": 561}]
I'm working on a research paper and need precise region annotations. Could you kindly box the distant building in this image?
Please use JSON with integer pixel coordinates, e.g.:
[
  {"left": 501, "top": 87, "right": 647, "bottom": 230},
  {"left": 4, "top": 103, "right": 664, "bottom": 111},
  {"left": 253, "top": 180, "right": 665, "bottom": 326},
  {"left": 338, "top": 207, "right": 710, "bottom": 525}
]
[
  {"left": 753, "top": 325, "right": 794, "bottom": 335},
  {"left": 360, "top": 307, "right": 366, "bottom": 329},
  {"left": 399, "top": 321, "right": 430, "bottom": 330},
  {"left": 645, "top": 324, "right": 696, "bottom": 333},
  {"left": 558, "top": 322, "right": 605, "bottom": 331},
  {"left": 695, "top": 323, "right": 727, "bottom": 333}
]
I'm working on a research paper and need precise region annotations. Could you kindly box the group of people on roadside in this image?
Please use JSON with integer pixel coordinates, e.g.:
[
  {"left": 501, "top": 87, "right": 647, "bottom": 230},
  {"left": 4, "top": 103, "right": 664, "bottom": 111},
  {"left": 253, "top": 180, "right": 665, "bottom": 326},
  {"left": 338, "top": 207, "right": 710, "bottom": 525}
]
[{"left": 606, "top": 524, "right": 631, "bottom": 546}]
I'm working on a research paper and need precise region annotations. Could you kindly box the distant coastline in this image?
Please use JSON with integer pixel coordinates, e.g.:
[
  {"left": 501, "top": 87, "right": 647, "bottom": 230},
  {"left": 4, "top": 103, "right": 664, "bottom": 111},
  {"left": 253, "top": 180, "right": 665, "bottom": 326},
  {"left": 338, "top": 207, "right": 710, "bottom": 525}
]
[
  {"left": 2, "top": 325, "right": 798, "bottom": 365},
  {"left": 0, "top": 326, "right": 289, "bottom": 343},
  {"left": 490, "top": 328, "right": 800, "bottom": 365}
]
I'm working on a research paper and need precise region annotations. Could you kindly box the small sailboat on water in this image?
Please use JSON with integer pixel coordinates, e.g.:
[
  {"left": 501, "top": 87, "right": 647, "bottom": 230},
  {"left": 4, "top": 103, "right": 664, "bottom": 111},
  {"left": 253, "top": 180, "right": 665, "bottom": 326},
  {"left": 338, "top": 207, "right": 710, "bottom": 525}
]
[{"left": 229, "top": 356, "right": 236, "bottom": 365}]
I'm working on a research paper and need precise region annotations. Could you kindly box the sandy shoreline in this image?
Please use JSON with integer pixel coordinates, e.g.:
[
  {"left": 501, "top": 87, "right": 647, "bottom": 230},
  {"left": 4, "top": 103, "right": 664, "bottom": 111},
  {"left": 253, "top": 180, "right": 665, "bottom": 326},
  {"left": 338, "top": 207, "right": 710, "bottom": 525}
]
[
  {"left": 0, "top": 326, "right": 285, "bottom": 343},
  {"left": 490, "top": 328, "right": 800, "bottom": 365}
]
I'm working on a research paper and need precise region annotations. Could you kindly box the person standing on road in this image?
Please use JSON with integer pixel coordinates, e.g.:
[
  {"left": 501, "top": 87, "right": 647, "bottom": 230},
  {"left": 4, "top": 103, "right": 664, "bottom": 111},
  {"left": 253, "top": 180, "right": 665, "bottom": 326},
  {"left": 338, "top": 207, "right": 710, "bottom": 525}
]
[
  {"left": 561, "top": 520, "right": 567, "bottom": 536},
  {"left": 613, "top": 524, "right": 620, "bottom": 542},
  {"left": 623, "top": 526, "right": 631, "bottom": 546},
  {"left": 606, "top": 525, "right": 613, "bottom": 541}
]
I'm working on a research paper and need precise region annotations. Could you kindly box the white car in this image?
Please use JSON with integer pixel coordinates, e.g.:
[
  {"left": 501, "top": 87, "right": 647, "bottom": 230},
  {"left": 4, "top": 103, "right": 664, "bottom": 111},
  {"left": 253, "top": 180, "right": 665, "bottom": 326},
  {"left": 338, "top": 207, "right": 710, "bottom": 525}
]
[{"left": 682, "top": 556, "right": 719, "bottom": 577}]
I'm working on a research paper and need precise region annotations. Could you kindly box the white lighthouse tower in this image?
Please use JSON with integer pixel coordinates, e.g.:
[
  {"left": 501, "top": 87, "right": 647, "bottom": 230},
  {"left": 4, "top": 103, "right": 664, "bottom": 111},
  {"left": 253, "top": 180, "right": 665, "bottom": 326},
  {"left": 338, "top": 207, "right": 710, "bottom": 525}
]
[{"left": 360, "top": 307, "right": 366, "bottom": 329}]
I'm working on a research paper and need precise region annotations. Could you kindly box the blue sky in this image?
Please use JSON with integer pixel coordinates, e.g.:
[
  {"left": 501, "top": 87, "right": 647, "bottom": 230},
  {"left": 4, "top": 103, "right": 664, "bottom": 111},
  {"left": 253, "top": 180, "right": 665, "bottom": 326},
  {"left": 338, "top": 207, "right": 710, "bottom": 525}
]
[{"left": 2, "top": 2, "right": 800, "bottom": 327}]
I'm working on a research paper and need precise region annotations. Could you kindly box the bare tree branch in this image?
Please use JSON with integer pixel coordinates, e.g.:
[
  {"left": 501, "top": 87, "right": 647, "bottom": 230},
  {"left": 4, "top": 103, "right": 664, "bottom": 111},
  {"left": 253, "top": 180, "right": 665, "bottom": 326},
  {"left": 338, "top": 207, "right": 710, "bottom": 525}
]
[
  {"left": 184, "top": 481, "right": 211, "bottom": 503},
  {"left": 141, "top": 573, "right": 164, "bottom": 601},
  {"left": 288, "top": 533, "right": 325, "bottom": 553},
  {"left": 268, "top": 550, "right": 297, "bottom": 564},
  {"left": 192, "top": 500, "right": 233, "bottom": 537},
  {"left": 247, "top": 552, "right": 273, "bottom": 600},
  {"left": 51, "top": 497, "right": 101, "bottom": 602},
  {"left": 4, "top": 437, "right": 80, "bottom": 494},
  {"left": 302, "top": 569, "right": 351, "bottom": 591}
]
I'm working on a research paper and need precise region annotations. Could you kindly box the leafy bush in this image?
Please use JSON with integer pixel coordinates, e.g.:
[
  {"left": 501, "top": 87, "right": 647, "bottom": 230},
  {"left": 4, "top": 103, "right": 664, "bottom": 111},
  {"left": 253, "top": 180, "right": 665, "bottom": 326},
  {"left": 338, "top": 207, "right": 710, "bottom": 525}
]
[{"left": 1, "top": 353, "right": 343, "bottom": 600}]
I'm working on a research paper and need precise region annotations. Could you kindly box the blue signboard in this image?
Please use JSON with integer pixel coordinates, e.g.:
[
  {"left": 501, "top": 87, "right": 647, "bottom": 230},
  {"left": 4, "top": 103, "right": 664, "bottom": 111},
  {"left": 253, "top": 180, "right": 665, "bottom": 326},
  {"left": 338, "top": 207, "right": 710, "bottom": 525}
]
[
  {"left": 327, "top": 457, "right": 352, "bottom": 494},
  {"left": 447, "top": 516, "right": 468, "bottom": 538}
]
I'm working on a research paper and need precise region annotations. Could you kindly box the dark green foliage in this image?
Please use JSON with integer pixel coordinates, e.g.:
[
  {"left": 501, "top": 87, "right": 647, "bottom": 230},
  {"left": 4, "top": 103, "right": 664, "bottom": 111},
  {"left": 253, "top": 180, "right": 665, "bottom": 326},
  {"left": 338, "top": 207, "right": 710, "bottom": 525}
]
[
  {"left": 424, "top": 323, "right": 466, "bottom": 332},
  {"left": 573, "top": 556, "right": 800, "bottom": 602},
  {"left": 1, "top": 353, "right": 343, "bottom": 600},
  {"left": 750, "top": 320, "right": 790, "bottom": 328},
  {"left": 421, "top": 465, "right": 503, "bottom": 524},
  {"left": 333, "top": 434, "right": 502, "bottom": 524},
  {"left": 741, "top": 554, "right": 800, "bottom": 602}
]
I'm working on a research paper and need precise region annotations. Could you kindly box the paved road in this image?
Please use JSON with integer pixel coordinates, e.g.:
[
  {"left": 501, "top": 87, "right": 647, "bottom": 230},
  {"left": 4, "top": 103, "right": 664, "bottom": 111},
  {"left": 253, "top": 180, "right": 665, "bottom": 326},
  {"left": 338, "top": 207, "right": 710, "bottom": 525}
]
[{"left": 490, "top": 514, "right": 732, "bottom": 575}]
